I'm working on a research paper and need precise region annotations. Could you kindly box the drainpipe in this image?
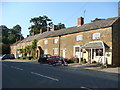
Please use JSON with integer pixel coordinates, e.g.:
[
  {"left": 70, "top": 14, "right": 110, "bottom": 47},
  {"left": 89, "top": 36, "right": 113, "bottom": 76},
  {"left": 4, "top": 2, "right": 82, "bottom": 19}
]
[{"left": 58, "top": 35, "right": 61, "bottom": 56}]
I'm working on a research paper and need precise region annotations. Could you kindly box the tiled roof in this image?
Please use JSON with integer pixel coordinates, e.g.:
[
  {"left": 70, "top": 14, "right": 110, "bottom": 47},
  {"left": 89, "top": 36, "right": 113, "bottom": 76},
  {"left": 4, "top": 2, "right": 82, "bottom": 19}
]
[{"left": 12, "top": 17, "right": 119, "bottom": 45}]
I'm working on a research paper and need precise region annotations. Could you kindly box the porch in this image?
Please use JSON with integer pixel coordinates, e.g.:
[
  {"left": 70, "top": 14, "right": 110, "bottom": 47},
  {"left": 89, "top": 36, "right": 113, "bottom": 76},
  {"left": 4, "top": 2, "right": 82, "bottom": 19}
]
[{"left": 74, "top": 41, "right": 111, "bottom": 65}]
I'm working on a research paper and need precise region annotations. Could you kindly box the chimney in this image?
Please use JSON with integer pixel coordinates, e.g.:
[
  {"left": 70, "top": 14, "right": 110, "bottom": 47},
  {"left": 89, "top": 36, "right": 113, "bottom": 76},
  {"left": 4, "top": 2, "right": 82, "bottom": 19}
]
[
  {"left": 40, "top": 28, "right": 43, "bottom": 34},
  {"left": 20, "top": 37, "right": 22, "bottom": 41},
  {"left": 47, "top": 27, "right": 50, "bottom": 32},
  {"left": 77, "top": 17, "right": 84, "bottom": 26},
  {"left": 16, "top": 39, "right": 18, "bottom": 42},
  {"left": 52, "top": 25, "right": 55, "bottom": 31},
  {"left": 32, "top": 31, "right": 35, "bottom": 36}
]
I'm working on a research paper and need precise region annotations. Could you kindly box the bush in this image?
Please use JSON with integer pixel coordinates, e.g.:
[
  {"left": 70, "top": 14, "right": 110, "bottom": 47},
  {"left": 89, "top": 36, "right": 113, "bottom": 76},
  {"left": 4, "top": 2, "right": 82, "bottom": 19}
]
[
  {"left": 20, "top": 56, "right": 26, "bottom": 59},
  {"left": 68, "top": 57, "right": 79, "bottom": 63},
  {"left": 80, "top": 59, "right": 87, "bottom": 64}
]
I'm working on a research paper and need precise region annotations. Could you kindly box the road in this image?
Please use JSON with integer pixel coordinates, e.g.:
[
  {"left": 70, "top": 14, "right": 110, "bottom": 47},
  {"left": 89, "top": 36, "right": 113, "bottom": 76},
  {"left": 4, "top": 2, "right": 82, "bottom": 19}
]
[{"left": 2, "top": 61, "right": 119, "bottom": 89}]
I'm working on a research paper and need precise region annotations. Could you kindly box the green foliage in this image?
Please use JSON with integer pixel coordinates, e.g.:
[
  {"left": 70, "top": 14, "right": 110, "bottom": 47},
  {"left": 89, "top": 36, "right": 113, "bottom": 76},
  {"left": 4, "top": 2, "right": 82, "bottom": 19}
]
[
  {"left": 80, "top": 59, "right": 87, "bottom": 64},
  {"left": 68, "top": 57, "right": 79, "bottom": 63},
  {"left": 31, "top": 39, "right": 38, "bottom": 59},
  {"left": 54, "top": 23, "right": 66, "bottom": 30},
  {"left": 1, "top": 25, "right": 24, "bottom": 55},
  {"left": 1, "top": 43, "right": 10, "bottom": 55},
  {"left": 91, "top": 18, "right": 105, "bottom": 22},
  {"left": 20, "top": 39, "right": 38, "bottom": 60},
  {"left": 1, "top": 25, "right": 24, "bottom": 44},
  {"left": 32, "top": 39, "right": 38, "bottom": 49},
  {"left": 29, "top": 15, "right": 53, "bottom": 35},
  {"left": 28, "top": 15, "right": 66, "bottom": 35}
]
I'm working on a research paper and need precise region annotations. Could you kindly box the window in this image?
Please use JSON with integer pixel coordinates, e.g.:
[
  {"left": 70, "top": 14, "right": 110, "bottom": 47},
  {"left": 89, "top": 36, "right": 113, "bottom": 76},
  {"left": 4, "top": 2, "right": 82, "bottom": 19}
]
[
  {"left": 76, "top": 35, "right": 83, "bottom": 41},
  {"left": 44, "top": 40, "right": 48, "bottom": 44},
  {"left": 54, "top": 39, "right": 59, "bottom": 44},
  {"left": 53, "top": 48, "right": 58, "bottom": 55},
  {"left": 92, "top": 33, "right": 100, "bottom": 40},
  {"left": 44, "top": 49, "right": 48, "bottom": 54}
]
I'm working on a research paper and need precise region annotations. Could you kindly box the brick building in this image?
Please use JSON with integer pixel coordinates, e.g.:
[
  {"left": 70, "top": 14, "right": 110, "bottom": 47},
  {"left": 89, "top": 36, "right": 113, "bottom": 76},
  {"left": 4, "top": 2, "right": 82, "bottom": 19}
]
[{"left": 10, "top": 16, "right": 120, "bottom": 66}]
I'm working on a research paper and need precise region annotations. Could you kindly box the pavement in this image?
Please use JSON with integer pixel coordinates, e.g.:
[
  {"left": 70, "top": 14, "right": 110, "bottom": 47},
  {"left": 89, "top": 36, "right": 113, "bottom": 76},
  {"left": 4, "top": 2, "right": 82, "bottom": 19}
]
[
  {"left": 1, "top": 59, "right": 120, "bottom": 74},
  {"left": 68, "top": 63, "right": 120, "bottom": 74}
]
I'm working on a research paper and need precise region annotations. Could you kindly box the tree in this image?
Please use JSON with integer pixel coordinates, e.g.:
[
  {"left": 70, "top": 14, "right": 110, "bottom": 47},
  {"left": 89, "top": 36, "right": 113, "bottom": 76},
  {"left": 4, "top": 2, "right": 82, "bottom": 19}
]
[
  {"left": 25, "top": 45, "right": 32, "bottom": 57},
  {"left": 31, "top": 39, "right": 38, "bottom": 59},
  {"left": 1, "top": 25, "right": 24, "bottom": 55},
  {"left": 28, "top": 15, "right": 53, "bottom": 35},
  {"left": 55, "top": 23, "right": 66, "bottom": 30},
  {"left": 91, "top": 18, "right": 105, "bottom": 22}
]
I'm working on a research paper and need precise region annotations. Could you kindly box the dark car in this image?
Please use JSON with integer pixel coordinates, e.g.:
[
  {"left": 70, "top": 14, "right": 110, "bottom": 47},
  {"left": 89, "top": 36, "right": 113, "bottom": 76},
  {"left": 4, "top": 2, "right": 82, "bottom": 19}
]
[
  {"left": 46, "top": 56, "right": 69, "bottom": 64},
  {"left": 38, "top": 54, "right": 51, "bottom": 63},
  {"left": 2, "top": 54, "right": 15, "bottom": 60}
]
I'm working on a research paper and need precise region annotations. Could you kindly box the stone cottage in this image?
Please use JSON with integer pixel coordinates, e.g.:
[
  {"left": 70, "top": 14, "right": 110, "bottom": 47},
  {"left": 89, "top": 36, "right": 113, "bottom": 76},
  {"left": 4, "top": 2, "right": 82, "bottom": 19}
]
[{"left": 11, "top": 6, "right": 120, "bottom": 66}]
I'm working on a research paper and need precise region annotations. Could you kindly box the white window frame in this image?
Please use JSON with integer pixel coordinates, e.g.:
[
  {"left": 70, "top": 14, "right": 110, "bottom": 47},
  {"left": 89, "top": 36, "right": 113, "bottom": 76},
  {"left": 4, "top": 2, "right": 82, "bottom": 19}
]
[
  {"left": 54, "top": 38, "right": 59, "bottom": 44},
  {"left": 44, "top": 40, "right": 48, "bottom": 45},
  {"left": 53, "top": 48, "right": 58, "bottom": 55},
  {"left": 76, "top": 35, "right": 83, "bottom": 41},
  {"left": 92, "top": 33, "right": 100, "bottom": 40}
]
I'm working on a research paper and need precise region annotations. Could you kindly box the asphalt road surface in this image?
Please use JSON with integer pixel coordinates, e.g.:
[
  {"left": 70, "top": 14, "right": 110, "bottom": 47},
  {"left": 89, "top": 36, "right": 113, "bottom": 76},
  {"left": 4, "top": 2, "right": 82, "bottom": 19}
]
[{"left": 2, "top": 61, "right": 119, "bottom": 89}]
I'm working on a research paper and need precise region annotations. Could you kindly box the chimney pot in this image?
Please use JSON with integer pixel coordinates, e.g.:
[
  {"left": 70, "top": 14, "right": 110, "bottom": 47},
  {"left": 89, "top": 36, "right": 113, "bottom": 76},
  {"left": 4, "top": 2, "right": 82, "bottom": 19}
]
[
  {"left": 47, "top": 27, "right": 50, "bottom": 32},
  {"left": 40, "top": 28, "right": 43, "bottom": 34},
  {"left": 77, "top": 17, "right": 84, "bottom": 26},
  {"left": 16, "top": 39, "right": 18, "bottom": 42},
  {"left": 32, "top": 31, "right": 35, "bottom": 36},
  {"left": 52, "top": 25, "right": 55, "bottom": 31}
]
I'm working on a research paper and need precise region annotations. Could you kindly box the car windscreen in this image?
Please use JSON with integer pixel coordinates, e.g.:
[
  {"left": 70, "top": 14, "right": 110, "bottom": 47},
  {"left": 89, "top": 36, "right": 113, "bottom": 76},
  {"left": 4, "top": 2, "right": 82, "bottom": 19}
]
[{"left": 49, "top": 57, "right": 60, "bottom": 59}]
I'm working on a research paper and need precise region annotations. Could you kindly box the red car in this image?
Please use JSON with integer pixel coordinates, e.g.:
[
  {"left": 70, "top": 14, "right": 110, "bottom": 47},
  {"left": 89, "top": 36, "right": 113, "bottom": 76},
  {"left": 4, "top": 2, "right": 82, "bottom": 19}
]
[{"left": 46, "top": 56, "right": 68, "bottom": 64}]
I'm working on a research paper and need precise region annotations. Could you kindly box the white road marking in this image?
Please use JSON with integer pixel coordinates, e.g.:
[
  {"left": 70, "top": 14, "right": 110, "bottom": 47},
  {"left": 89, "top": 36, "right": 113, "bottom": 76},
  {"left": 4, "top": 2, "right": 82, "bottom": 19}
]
[
  {"left": 11, "top": 66, "right": 23, "bottom": 70},
  {"left": 31, "top": 72, "right": 59, "bottom": 81},
  {"left": 80, "top": 86, "right": 92, "bottom": 90}
]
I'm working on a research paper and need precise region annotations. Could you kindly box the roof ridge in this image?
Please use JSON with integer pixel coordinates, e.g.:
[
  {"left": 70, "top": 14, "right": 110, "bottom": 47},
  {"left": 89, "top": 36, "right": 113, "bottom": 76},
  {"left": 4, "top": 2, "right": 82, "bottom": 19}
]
[{"left": 11, "top": 17, "right": 118, "bottom": 45}]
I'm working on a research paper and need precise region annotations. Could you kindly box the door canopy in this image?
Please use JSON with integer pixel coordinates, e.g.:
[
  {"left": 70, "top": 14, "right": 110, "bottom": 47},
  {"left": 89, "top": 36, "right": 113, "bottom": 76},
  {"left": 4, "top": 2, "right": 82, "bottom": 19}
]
[{"left": 81, "top": 41, "right": 109, "bottom": 49}]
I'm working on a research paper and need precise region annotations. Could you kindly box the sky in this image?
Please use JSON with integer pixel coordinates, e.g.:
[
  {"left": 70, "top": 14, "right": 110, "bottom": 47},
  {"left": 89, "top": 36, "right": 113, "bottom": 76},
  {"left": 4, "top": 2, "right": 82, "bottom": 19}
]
[{"left": 1, "top": 1, "right": 119, "bottom": 38}]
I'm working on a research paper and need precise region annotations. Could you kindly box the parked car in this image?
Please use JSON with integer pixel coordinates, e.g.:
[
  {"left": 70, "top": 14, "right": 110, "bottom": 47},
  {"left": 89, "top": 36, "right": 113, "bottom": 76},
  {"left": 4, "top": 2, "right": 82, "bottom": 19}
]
[
  {"left": 46, "top": 56, "right": 69, "bottom": 64},
  {"left": 1, "top": 54, "right": 15, "bottom": 60},
  {"left": 38, "top": 54, "right": 51, "bottom": 63}
]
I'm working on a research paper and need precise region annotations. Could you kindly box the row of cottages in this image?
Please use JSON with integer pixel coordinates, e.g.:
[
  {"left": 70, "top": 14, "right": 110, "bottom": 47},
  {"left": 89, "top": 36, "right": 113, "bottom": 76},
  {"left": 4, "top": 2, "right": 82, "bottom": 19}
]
[{"left": 10, "top": 16, "right": 120, "bottom": 66}]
